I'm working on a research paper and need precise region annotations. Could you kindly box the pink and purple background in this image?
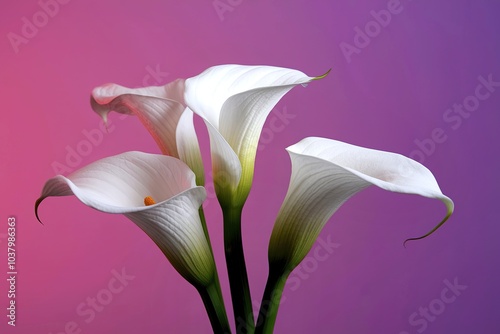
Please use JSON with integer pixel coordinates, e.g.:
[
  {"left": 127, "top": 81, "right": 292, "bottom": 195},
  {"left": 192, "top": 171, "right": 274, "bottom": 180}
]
[{"left": 1, "top": 0, "right": 499, "bottom": 333}]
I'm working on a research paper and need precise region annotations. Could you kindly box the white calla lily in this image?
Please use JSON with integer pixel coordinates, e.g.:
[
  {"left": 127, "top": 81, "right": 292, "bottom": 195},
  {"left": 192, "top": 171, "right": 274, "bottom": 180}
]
[
  {"left": 90, "top": 81, "right": 204, "bottom": 186},
  {"left": 184, "top": 65, "right": 328, "bottom": 330},
  {"left": 184, "top": 65, "right": 328, "bottom": 206},
  {"left": 256, "top": 137, "right": 454, "bottom": 333},
  {"left": 269, "top": 137, "right": 454, "bottom": 271},
  {"left": 35, "top": 151, "right": 213, "bottom": 287}
]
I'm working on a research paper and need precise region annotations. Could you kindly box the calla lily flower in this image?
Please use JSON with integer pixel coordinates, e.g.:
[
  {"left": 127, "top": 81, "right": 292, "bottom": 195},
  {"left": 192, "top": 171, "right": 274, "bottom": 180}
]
[
  {"left": 184, "top": 65, "right": 329, "bottom": 206},
  {"left": 36, "top": 151, "right": 230, "bottom": 332},
  {"left": 256, "top": 137, "right": 454, "bottom": 333},
  {"left": 90, "top": 81, "right": 205, "bottom": 186},
  {"left": 35, "top": 151, "right": 213, "bottom": 287},
  {"left": 269, "top": 137, "right": 454, "bottom": 271},
  {"left": 184, "top": 65, "right": 328, "bottom": 331}
]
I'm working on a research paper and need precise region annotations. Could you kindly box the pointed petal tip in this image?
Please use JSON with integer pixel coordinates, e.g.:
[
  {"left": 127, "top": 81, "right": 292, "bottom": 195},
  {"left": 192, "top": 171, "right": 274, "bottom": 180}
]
[
  {"left": 403, "top": 196, "right": 454, "bottom": 247},
  {"left": 35, "top": 196, "right": 45, "bottom": 225},
  {"left": 311, "top": 68, "right": 332, "bottom": 81}
]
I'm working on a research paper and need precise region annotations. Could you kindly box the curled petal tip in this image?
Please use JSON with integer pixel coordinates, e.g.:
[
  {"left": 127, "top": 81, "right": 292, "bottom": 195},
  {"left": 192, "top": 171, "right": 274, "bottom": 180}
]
[
  {"left": 312, "top": 68, "right": 332, "bottom": 80},
  {"left": 403, "top": 198, "right": 454, "bottom": 247},
  {"left": 34, "top": 197, "right": 45, "bottom": 225}
]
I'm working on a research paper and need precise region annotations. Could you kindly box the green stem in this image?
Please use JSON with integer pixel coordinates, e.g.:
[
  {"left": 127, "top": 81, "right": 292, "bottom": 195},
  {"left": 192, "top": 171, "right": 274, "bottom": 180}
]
[
  {"left": 197, "top": 281, "right": 232, "bottom": 334},
  {"left": 255, "top": 268, "right": 288, "bottom": 334},
  {"left": 223, "top": 206, "right": 255, "bottom": 334},
  {"left": 198, "top": 208, "right": 231, "bottom": 333}
]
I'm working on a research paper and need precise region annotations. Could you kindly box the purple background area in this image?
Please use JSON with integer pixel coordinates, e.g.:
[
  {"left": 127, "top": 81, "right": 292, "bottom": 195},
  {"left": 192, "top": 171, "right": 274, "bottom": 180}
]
[{"left": 1, "top": 0, "right": 499, "bottom": 333}]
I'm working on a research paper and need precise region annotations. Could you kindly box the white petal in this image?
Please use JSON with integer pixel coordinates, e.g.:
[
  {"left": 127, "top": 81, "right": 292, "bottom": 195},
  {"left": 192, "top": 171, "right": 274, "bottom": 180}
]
[
  {"left": 36, "top": 152, "right": 214, "bottom": 286},
  {"left": 184, "top": 65, "right": 321, "bottom": 193},
  {"left": 176, "top": 108, "right": 205, "bottom": 186},
  {"left": 90, "top": 81, "right": 186, "bottom": 157},
  {"left": 204, "top": 120, "right": 242, "bottom": 198},
  {"left": 125, "top": 190, "right": 213, "bottom": 285},
  {"left": 269, "top": 137, "right": 454, "bottom": 269},
  {"left": 185, "top": 65, "right": 314, "bottom": 128}
]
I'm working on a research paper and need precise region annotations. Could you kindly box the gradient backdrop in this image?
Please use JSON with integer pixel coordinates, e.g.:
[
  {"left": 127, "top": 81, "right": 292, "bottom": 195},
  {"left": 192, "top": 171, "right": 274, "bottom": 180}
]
[{"left": 1, "top": 0, "right": 499, "bottom": 333}]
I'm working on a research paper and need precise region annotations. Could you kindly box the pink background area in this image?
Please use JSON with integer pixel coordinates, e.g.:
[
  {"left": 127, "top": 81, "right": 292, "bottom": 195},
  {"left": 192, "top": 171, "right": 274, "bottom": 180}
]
[{"left": 1, "top": 0, "right": 499, "bottom": 333}]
